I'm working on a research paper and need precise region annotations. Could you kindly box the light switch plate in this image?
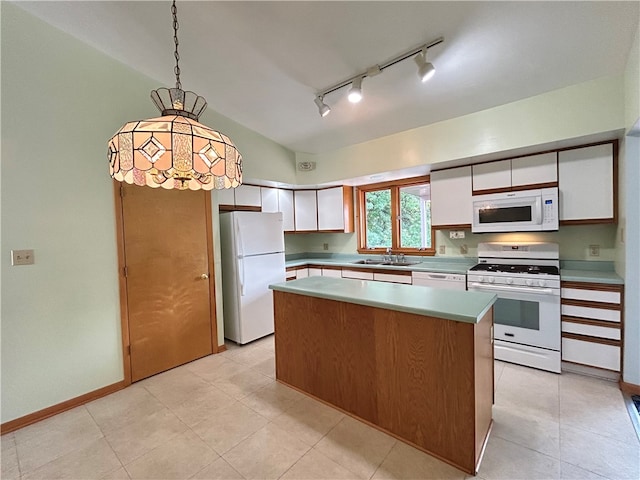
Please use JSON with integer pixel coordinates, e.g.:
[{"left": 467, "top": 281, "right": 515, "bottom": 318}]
[{"left": 11, "top": 249, "right": 35, "bottom": 266}]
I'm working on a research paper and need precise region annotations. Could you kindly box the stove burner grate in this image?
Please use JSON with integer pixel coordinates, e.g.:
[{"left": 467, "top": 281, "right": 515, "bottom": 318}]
[{"left": 469, "top": 264, "right": 559, "bottom": 275}]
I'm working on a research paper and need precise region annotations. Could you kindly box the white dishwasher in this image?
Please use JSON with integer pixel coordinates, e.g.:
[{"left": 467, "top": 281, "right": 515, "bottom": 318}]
[{"left": 411, "top": 271, "right": 466, "bottom": 291}]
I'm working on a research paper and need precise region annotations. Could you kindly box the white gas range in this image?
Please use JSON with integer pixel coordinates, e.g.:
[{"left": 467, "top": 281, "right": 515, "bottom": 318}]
[{"left": 467, "top": 242, "right": 561, "bottom": 373}]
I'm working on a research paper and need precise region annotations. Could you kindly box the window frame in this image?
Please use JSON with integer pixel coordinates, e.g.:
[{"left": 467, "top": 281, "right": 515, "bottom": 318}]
[{"left": 356, "top": 175, "right": 436, "bottom": 255}]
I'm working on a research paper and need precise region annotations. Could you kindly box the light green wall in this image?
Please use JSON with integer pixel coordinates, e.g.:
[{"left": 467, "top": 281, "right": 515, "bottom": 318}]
[
  {"left": 621, "top": 22, "right": 640, "bottom": 386},
  {"left": 1, "top": 3, "right": 132, "bottom": 423},
  {"left": 0, "top": 3, "right": 296, "bottom": 424},
  {"left": 286, "top": 225, "right": 617, "bottom": 262},
  {"left": 624, "top": 25, "right": 640, "bottom": 133},
  {"left": 296, "top": 75, "right": 625, "bottom": 185}
]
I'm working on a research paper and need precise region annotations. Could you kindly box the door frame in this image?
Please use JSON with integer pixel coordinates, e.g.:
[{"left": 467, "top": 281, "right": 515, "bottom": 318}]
[{"left": 113, "top": 181, "right": 221, "bottom": 386}]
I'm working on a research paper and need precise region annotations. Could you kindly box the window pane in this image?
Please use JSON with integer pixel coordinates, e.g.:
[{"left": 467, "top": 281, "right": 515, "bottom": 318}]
[
  {"left": 399, "top": 183, "right": 431, "bottom": 249},
  {"left": 365, "top": 189, "right": 392, "bottom": 248}
]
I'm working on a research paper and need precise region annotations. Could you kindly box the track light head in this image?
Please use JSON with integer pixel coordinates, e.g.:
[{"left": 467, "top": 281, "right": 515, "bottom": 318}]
[
  {"left": 414, "top": 51, "right": 435, "bottom": 83},
  {"left": 314, "top": 96, "right": 331, "bottom": 117},
  {"left": 348, "top": 76, "right": 363, "bottom": 103}
]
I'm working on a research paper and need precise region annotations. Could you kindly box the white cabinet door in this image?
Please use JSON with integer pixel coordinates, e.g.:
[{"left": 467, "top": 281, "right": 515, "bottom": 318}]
[
  {"left": 558, "top": 144, "right": 614, "bottom": 222},
  {"left": 294, "top": 190, "right": 318, "bottom": 231},
  {"left": 322, "top": 268, "right": 342, "bottom": 278},
  {"left": 278, "top": 189, "right": 295, "bottom": 232},
  {"left": 308, "top": 267, "right": 323, "bottom": 277},
  {"left": 511, "top": 152, "right": 557, "bottom": 187},
  {"left": 217, "top": 188, "right": 235, "bottom": 206},
  {"left": 317, "top": 187, "right": 345, "bottom": 231},
  {"left": 342, "top": 269, "right": 374, "bottom": 280},
  {"left": 234, "top": 185, "right": 262, "bottom": 207},
  {"left": 295, "top": 268, "right": 309, "bottom": 279},
  {"left": 431, "top": 166, "right": 472, "bottom": 226},
  {"left": 472, "top": 159, "right": 511, "bottom": 191},
  {"left": 373, "top": 272, "right": 412, "bottom": 284},
  {"left": 261, "top": 187, "right": 279, "bottom": 213}
]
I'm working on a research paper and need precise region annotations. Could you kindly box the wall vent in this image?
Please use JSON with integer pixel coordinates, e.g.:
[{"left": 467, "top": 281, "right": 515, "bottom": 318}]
[{"left": 297, "top": 161, "right": 316, "bottom": 171}]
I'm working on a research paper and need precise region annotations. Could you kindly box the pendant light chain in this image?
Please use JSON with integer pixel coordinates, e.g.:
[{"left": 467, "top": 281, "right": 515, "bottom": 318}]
[{"left": 171, "top": 0, "right": 182, "bottom": 90}]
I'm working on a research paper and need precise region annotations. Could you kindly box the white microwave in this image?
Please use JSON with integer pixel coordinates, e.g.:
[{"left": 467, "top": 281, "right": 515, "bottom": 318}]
[{"left": 472, "top": 187, "right": 558, "bottom": 233}]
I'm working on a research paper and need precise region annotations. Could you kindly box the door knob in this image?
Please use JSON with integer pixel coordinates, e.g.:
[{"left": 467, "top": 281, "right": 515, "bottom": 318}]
[{"left": 200, "top": 273, "right": 209, "bottom": 280}]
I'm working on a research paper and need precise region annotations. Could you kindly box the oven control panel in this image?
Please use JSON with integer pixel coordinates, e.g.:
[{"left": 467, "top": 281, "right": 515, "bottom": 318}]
[{"left": 467, "top": 273, "right": 560, "bottom": 290}]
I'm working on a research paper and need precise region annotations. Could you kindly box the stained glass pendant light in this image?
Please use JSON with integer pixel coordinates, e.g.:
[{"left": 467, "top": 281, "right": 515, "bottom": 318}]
[{"left": 108, "top": 1, "right": 242, "bottom": 191}]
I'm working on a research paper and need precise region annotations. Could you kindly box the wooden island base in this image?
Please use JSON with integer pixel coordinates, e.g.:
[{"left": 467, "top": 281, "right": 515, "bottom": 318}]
[{"left": 273, "top": 290, "right": 494, "bottom": 475}]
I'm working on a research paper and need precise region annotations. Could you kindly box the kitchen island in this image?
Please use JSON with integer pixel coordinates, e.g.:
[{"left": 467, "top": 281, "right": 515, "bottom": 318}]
[{"left": 269, "top": 276, "right": 497, "bottom": 475}]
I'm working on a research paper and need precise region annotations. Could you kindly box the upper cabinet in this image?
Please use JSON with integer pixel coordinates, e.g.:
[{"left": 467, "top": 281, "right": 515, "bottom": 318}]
[
  {"left": 558, "top": 143, "right": 616, "bottom": 224},
  {"left": 260, "top": 187, "right": 295, "bottom": 232},
  {"left": 260, "top": 187, "right": 279, "bottom": 213},
  {"left": 317, "top": 187, "right": 354, "bottom": 232},
  {"left": 511, "top": 153, "right": 557, "bottom": 188},
  {"left": 294, "top": 190, "right": 318, "bottom": 231},
  {"left": 472, "top": 153, "right": 557, "bottom": 193},
  {"left": 278, "top": 189, "right": 295, "bottom": 232},
  {"left": 431, "top": 166, "right": 472, "bottom": 228},
  {"left": 472, "top": 159, "right": 512, "bottom": 192},
  {"left": 218, "top": 184, "right": 261, "bottom": 209}
]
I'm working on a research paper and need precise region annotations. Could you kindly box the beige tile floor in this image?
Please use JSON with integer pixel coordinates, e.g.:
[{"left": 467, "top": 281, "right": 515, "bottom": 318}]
[{"left": 2, "top": 335, "right": 639, "bottom": 480}]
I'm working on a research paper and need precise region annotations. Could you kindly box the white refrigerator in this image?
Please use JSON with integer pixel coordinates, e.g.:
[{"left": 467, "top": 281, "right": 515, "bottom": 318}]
[{"left": 219, "top": 211, "right": 285, "bottom": 344}]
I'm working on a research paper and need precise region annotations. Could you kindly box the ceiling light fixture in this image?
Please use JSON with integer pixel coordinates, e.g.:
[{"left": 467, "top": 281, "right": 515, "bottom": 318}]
[
  {"left": 348, "top": 76, "right": 363, "bottom": 103},
  {"left": 108, "top": 1, "right": 242, "bottom": 191},
  {"left": 414, "top": 47, "right": 436, "bottom": 83},
  {"left": 314, "top": 37, "right": 443, "bottom": 117},
  {"left": 314, "top": 96, "right": 331, "bottom": 117}
]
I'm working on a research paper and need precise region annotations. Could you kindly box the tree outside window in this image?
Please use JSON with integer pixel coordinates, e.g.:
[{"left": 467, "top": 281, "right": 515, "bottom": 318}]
[{"left": 357, "top": 177, "right": 435, "bottom": 255}]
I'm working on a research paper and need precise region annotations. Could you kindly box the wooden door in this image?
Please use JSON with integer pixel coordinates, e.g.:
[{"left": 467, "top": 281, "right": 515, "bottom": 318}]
[{"left": 118, "top": 183, "right": 217, "bottom": 382}]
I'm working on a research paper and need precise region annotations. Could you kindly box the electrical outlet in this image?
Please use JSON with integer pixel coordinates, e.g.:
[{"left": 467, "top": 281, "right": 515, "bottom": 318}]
[
  {"left": 449, "top": 231, "right": 456, "bottom": 239},
  {"left": 439, "top": 245, "right": 446, "bottom": 255},
  {"left": 323, "top": 243, "right": 329, "bottom": 251},
  {"left": 11, "top": 249, "right": 35, "bottom": 266},
  {"left": 457, "top": 231, "right": 465, "bottom": 239},
  {"left": 589, "top": 245, "right": 600, "bottom": 257},
  {"left": 460, "top": 244, "right": 468, "bottom": 255}
]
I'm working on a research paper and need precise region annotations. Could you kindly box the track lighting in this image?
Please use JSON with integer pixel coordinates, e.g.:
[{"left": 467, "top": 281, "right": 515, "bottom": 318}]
[
  {"left": 313, "top": 37, "right": 443, "bottom": 117},
  {"left": 314, "top": 96, "right": 331, "bottom": 117},
  {"left": 348, "top": 77, "right": 363, "bottom": 103},
  {"left": 414, "top": 48, "right": 435, "bottom": 83}
]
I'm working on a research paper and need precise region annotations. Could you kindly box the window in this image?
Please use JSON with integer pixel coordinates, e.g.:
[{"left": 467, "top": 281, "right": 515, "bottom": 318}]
[{"left": 357, "top": 176, "right": 434, "bottom": 255}]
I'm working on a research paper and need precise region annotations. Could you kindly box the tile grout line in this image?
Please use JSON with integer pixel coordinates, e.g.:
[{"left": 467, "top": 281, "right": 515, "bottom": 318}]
[
  {"left": 368, "top": 438, "right": 397, "bottom": 480},
  {"left": 83, "top": 403, "right": 129, "bottom": 477}
]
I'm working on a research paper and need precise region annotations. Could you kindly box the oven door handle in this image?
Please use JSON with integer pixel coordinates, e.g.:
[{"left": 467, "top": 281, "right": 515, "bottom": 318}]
[{"left": 468, "top": 282, "right": 556, "bottom": 295}]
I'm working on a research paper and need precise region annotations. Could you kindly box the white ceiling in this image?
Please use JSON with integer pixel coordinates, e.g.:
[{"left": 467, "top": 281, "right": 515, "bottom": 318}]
[{"left": 16, "top": 1, "right": 640, "bottom": 155}]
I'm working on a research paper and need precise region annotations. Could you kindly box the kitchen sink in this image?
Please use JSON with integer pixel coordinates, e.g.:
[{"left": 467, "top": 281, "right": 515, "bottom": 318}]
[
  {"left": 385, "top": 261, "right": 420, "bottom": 267},
  {"left": 351, "top": 260, "right": 420, "bottom": 267}
]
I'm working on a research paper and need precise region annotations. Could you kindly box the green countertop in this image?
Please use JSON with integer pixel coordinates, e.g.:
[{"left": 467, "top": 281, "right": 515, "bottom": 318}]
[
  {"left": 285, "top": 257, "right": 474, "bottom": 274},
  {"left": 560, "top": 269, "right": 624, "bottom": 285},
  {"left": 286, "top": 257, "right": 625, "bottom": 285},
  {"left": 270, "top": 276, "right": 496, "bottom": 324}
]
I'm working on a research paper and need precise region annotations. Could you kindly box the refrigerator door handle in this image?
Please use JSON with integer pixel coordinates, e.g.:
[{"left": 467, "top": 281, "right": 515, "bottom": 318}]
[
  {"left": 238, "top": 257, "right": 245, "bottom": 296},
  {"left": 235, "top": 218, "right": 245, "bottom": 259},
  {"left": 235, "top": 218, "right": 246, "bottom": 296}
]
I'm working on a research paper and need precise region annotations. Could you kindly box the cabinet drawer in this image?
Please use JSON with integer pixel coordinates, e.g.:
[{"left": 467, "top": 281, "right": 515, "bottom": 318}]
[
  {"left": 285, "top": 269, "right": 297, "bottom": 280},
  {"left": 561, "top": 288, "right": 620, "bottom": 304},
  {"left": 561, "top": 304, "right": 620, "bottom": 323},
  {"left": 322, "top": 268, "right": 342, "bottom": 278},
  {"left": 561, "top": 321, "right": 620, "bottom": 340},
  {"left": 342, "top": 269, "right": 374, "bottom": 280},
  {"left": 373, "top": 272, "right": 412, "bottom": 284},
  {"left": 308, "top": 267, "right": 323, "bottom": 277},
  {"left": 562, "top": 337, "right": 620, "bottom": 371}
]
